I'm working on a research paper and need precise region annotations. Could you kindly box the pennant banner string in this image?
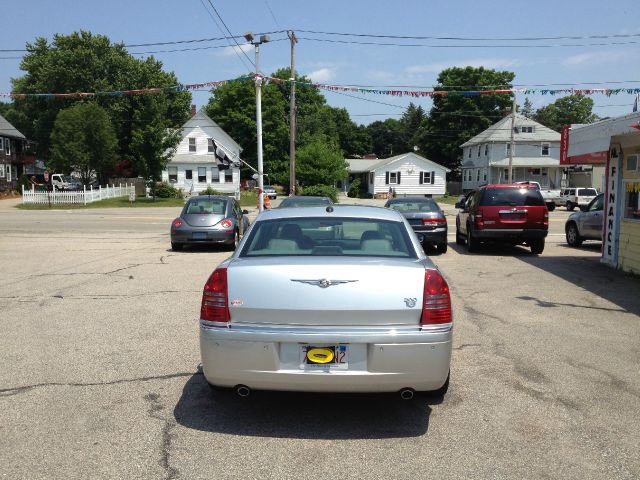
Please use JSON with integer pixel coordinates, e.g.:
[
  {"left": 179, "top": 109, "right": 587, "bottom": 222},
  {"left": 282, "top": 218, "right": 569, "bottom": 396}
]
[{"left": 2, "top": 74, "right": 639, "bottom": 98}]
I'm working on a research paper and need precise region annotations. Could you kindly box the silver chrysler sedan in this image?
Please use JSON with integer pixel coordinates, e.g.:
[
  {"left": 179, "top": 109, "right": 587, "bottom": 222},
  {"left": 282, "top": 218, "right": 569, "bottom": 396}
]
[{"left": 199, "top": 205, "right": 452, "bottom": 399}]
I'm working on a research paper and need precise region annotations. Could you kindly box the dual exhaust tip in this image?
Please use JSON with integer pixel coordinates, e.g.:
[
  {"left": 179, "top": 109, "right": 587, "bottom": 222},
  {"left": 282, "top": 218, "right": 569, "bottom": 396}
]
[{"left": 234, "top": 385, "right": 415, "bottom": 400}]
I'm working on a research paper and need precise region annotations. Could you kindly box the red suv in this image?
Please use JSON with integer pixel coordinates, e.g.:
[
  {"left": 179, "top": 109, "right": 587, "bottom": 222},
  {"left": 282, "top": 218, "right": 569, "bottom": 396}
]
[{"left": 455, "top": 184, "right": 548, "bottom": 254}]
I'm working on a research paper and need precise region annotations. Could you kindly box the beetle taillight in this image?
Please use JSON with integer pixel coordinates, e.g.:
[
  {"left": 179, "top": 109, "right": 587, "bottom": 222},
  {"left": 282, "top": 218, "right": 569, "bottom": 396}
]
[
  {"left": 172, "top": 218, "right": 183, "bottom": 229},
  {"left": 220, "top": 219, "right": 233, "bottom": 229},
  {"left": 420, "top": 270, "right": 452, "bottom": 326},
  {"left": 201, "top": 268, "right": 230, "bottom": 324}
]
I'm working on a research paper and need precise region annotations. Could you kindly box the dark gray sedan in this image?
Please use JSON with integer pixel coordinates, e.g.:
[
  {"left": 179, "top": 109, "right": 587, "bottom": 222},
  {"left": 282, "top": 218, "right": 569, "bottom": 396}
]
[
  {"left": 385, "top": 197, "right": 448, "bottom": 253},
  {"left": 170, "top": 196, "right": 249, "bottom": 251}
]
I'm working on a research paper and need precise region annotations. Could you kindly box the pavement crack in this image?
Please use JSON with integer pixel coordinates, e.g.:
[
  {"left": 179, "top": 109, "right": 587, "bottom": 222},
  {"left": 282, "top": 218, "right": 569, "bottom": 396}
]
[
  {"left": 144, "top": 392, "right": 180, "bottom": 480},
  {"left": 0, "top": 371, "right": 200, "bottom": 397},
  {"left": 452, "top": 343, "right": 482, "bottom": 351},
  {"left": 564, "top": 358, "right": 640, "bottom": 399}
]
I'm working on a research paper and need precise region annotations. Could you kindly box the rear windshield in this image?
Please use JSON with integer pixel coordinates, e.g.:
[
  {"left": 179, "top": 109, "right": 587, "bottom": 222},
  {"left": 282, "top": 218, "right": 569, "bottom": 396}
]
[
  {"left": 578, "top": 188, "right": 597, "bottom": 196},
  {"left": 280, "top": 198, "right": 332, "bottom": 208},
  {"left": 480, "top": 187, "right": 545, "bottom": 207},
  {"left": 239, "top": 217, "right": 417, "bottom": 258},
  {"left": 386, "top": 199, "right": 439, "bottom": 212},
  {"left": 185, "top": 199, "right": 226, "bottom": 214}
]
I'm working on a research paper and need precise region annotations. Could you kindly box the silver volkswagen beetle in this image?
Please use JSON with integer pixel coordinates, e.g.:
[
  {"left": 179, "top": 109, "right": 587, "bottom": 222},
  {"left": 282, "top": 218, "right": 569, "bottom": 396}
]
[{"left": 199, "top": 205, "right": 452, "bottom": 398}]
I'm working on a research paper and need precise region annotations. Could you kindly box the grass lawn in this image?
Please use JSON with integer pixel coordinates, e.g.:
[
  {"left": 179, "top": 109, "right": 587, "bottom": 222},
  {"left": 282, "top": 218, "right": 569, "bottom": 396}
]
[
  {"left": 435, "top": 195, "right": 462, "bottom": 206},
  {"left": 239, "top": 190, "right": 258, "bottom": 207},
  {"left": 17, "top": 196, "right": 185, "bottom": 210}
]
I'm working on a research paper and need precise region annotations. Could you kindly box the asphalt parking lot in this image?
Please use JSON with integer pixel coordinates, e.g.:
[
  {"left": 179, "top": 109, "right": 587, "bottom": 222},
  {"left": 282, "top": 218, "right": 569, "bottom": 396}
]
[{"left": 1, "top": 196, "right": 639, "bottom": 479}]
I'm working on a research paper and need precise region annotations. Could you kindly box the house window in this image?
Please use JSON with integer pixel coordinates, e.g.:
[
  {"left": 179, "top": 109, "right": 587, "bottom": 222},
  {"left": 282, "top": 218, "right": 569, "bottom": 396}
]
[
  {"left": 421, "top": 171, "right": 431, "bottom": 184},
  {"left": 188, "top": 138, "right": 196, "bottom": 152},
  {"left": 541, "top": 143, "right": 550, "bottom": 156},
  {"left": 369, "top": 172, "right": 374, "bottom": 184},
  {"left": 388, "top": 171, "right": 400, "bottom": 184},
  {"left": 513, "top": 127, "right": 519, "bottom": 134},
  {"left": 185, "top": 169, "right": 193, "bottom": 180},
  {"left": 6, "top": 164, "right": 11, "bottom": 181},
  {"left": 0, "top": 164, "right": 4, "bottom": 178},
  {"left": 530, "top": 168, "right": 541, "bottom": 175},
  {"left": 208, "top": 138, "right": 215, "bottom": 153},
  {"left": 211, "top": 167, "right": 220, "bottom": 182},
  {"left": 5, "top": 139, "right": 10, "bottom": 155},
  {"left": 626, "top": 155, "right": 638, "bottom": 171},
  {"left": 224, "top": 170, "right": 233, "bottom": 183},
  {"left": 483, "top": 169, "right": 487, "bottom": 182},
  {"left": 477, "top": 146, "right": 481, "bottom": 157},
  {"left": 477, "top": 169, "right": 480, "bottom": 181},
  {"left": 167, "top": 166, "right": 177, "bottom": 183},
  {"left": 0, "top": 138, "right": 4, "bottom": 152},
  {"left": 198, "top": 167, "right": 206, "bottom": 183},
  {"left": 623, "top": 181, "right": 640, "bottom": 220},
  {"left": 506, "top": 143, "right": 512, "bottom": 154},
  {"left": 523, "top": 126, "right": 534, "bottom": 133},
  {"left": 484, "top": 144, "right": 489, "bottom": 156},
  {"left": 468, "top": 148, "right": 471, "bottom": 159}
]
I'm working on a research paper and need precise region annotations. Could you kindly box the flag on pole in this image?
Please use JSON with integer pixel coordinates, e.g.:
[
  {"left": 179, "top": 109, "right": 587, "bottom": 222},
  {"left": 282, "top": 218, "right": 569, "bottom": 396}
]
[{"left": 634, "top": 93, "right": 639, "bottom": 112}]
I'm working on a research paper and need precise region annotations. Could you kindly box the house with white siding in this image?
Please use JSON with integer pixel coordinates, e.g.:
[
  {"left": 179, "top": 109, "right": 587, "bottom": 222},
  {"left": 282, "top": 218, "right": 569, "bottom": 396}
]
[
  {"left": 346, "top": 152, "right": 450, "bottom": 198},
  {"left": 460, "top": 113, "right": 562, "bottom": 192},
  {"left": 161, "top": 110, "right": 242, "bottom": 197}
]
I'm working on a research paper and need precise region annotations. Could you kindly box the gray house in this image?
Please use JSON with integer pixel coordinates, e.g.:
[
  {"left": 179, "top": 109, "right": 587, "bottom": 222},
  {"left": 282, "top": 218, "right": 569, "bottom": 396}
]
[
  {"left": 346, "top": 152, "right": 450, "bottom": 198},
  {"left": 460, "top": 113, "right": 562, "bottom": 192},
  {"left": 0, "top": 113, "right": 29, "bottom": 193}
]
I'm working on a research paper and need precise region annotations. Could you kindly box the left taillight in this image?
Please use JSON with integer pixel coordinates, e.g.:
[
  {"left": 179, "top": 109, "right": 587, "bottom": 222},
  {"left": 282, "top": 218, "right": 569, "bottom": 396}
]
[
  {"left": 171, "top": 218, "right": 183, "bottom": 231},
  {"left": 422, "top": 217, "right": 447, "bottom": 225},
  {"left": 201, "top": 267, "right": 230, "bottom": 324},
  {"left": 220, "top": 218, "right": 233, "bottom": 229},
  {"left": 420, "top": 269, "right": 452, "bottom": 326}
]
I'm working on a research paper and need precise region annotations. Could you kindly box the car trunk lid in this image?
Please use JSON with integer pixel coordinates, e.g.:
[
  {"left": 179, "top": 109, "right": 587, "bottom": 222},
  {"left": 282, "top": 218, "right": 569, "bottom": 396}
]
[
  {"left": 226, "top": 257, "right": 427, "bottom": 327},
  {"left": 183, "top": 213, "right": 225, "bottom": 227}
]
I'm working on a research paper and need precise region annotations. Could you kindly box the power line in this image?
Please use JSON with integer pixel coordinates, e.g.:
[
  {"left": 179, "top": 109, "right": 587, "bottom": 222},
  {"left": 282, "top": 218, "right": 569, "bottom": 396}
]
[
  {"left": 129, "top": 38, "right": 287, "bottom": 55},
  {"left": 298, "top": 36, "right": 640, "bottom": 49},
  {"left": 202, "top": 0, "right": 255, "bottom": 69},
  {"left": 264, "top": 0, "right": 282, "bottom": 29},
  {"left": 295, "top": 29, "right": 640, "bottom": 42}
]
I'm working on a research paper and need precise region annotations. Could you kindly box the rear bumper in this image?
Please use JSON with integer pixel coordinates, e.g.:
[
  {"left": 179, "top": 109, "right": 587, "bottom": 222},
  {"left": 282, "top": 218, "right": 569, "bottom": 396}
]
[
  {"left": 411, "top": 227, "right": 447, "bottom": 244},
  {"left": 171, "top": 230, "right": 234, "bottom": 245},
  {"left": 474, "top": 229, "right": 548, "bottom": 241},
  {"left": 199, "top": 322, "right": 452, "bottom": 393}
]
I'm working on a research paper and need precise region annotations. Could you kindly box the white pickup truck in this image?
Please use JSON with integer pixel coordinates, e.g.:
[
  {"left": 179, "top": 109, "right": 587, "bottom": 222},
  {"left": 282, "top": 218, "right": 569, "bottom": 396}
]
[{"left": 515, "top": 181, "right": 560, "bottom": 211}]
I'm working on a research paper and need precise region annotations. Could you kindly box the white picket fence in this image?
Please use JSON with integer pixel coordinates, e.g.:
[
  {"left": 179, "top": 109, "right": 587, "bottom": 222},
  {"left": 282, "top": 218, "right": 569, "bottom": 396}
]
[{"left": 22, "top": 184, "right": 135, "bottom": 205}]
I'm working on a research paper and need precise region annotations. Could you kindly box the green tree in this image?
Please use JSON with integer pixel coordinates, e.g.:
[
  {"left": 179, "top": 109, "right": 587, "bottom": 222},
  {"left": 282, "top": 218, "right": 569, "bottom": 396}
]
[
  {"left": 534, "top": 95, "right": 598, "bottom": 132},
  {"left": 10, "top": 31, "right": 191, "bottom": 182},
  {"left": 296, "top": 134, "right": 348, "bottom": 187},
  {"left": 521, "top": 97, "right": 534, "bottom": 118},
  {"left": 50, "top": 102, "right": 117, "bottom": 184},
  {"left": 366, "top": 118, "right": 405, "bottom": 157},
  {"left": 400, "top": 103, "right": 426, "bottom": 150},
  {"left": 417, "top": 66, "right": 515, "bottom": 177}
]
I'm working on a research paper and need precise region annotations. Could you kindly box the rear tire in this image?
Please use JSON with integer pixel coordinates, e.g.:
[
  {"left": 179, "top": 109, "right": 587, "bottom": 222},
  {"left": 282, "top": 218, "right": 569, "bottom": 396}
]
[
  {"left": 466, "top": 226, "right": 478, "bottom": 253},
  {"left": 566, "top": 223, "right": 583, "bottom": 247},
  {"left": 530, "top": 238, "right": 545, "bottom": 255},
  {"left": 171, "top": 242, "right": 183, "bottom": 251},
  {"left": 547, "top": 203, "right": 556, "bottom": 212},
  {"left": 566, "top": 201, "right": 575, "bottom": 211},
  {"left": 438, "top": 242, "right": 448, "bottom": 254},
  {"left": 227, "top": 230, "right": 239, "bottom": 251}
]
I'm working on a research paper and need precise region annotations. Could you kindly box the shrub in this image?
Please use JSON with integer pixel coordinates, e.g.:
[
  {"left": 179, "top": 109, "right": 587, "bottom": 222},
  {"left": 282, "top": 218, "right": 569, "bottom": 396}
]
[
  {"left": 153, "top": 181, "right": 180, "bottom": 198},
  {"left": 302, "top": 184, "right": 338, "bottom": 203},
  {"left": 199, "top": 186, "right": 224, "bottom": 196},
  {"left": 17, "top": 174, "right": 32, "bottom": 194},
  {"left": 347, "top": 179, "right": 361, "bottom": 198}
]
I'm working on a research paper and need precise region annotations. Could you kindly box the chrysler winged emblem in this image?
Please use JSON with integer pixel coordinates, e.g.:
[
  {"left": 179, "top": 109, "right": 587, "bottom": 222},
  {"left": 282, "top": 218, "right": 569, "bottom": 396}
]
[{"left": 291, "top": 278, "right": 358, "bottom": 288}]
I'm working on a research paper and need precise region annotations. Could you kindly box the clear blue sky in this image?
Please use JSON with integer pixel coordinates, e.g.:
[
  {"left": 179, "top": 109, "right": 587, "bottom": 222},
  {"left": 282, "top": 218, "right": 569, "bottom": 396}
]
[{"left": 1, "top": 0, "right": 639, "bottom": 124}]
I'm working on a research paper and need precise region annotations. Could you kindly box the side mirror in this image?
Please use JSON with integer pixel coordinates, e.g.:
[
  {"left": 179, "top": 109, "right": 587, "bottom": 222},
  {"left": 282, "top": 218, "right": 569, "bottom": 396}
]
[
  {"left": 242, "top": 209, "right": 249, "bottom": 214},
  {"left": 580, "top": 205, "right": 588, "bottom": 212}
]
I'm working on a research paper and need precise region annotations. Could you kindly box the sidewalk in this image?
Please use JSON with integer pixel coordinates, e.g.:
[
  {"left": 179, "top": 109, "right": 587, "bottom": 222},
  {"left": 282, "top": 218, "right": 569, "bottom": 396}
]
[{"left": 0, "top": 196, "right": 22, "bottom": 209}]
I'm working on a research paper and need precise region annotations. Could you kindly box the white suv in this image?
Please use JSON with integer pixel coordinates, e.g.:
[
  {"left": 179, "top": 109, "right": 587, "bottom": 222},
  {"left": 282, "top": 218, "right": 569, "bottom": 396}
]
[{"left": 562, "top": 187, "right": 598, "bottom": 211}]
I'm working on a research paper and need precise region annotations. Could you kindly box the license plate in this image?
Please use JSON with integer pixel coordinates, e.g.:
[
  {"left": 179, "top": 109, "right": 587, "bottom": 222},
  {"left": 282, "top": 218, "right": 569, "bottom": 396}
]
[
  {"left": 192, "top": 232, "right": 207, "bottom": 240},
  {"left": 299, "top": 345, "right": 348, "bottom": 369}
]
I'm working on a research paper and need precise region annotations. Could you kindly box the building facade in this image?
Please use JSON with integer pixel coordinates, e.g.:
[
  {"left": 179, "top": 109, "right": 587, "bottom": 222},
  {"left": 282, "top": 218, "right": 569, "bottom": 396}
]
[
  {"left": 460, "top": 113, "right": 562, "bottom": 192},
  {"left": 0, "top": 113, "right": 32, "bottom": 193},
  {"left": 346, "top": 152, "right": 450, "bottom": 197},
  {"left": 563, "top": 112, "right": 640, "bottom": 274},
  {"left": 161, "top": 110, "right": 242, "bottom": 197}
]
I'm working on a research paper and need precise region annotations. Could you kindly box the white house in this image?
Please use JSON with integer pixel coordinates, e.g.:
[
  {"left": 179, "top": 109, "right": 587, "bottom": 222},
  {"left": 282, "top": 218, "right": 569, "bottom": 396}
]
[
  {"left": 346, "top": 152, "right": 450, "bottom": 197},
  {"left": 162, "top": 110, "right": 242, "bottom": 197},
  {"left": 460, "top": 113, "right": 562, "bottom": 192}
]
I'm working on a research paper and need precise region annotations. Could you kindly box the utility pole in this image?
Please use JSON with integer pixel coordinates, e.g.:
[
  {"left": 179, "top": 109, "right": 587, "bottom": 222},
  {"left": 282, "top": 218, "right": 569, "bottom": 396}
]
[
  {"left": 244, "top": 32, "right": 270, "bottom": 212},
  {"left": 288, "top": 31, "right": 298, "bottom": 195},
  {"left": 508, "top": 95, "right": 516, "bottom": 184}
]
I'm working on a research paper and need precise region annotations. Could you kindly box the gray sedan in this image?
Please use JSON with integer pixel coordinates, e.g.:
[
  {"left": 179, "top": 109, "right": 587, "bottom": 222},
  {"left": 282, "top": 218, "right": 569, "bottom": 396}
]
[
  {"left": 565, "top": 193, "right": 604, "bottom": 247},
  {"left": 170, "top": 195, "right": 249, "bottom": 251},
  {"left": 384, "top": 197, "right": 448, "bottom": 253},
  {"left": 199, "top": 205, "right": 452, "bottom": 398}
]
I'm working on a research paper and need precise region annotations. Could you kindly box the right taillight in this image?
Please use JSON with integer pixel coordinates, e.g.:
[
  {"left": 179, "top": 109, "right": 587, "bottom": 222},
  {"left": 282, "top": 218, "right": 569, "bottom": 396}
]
[
  {"left": 421, "top": 269, "right": 452, "bottom": 326},
  {"left": 201, "top": 267, "right": 230, "bottom": 324}
]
